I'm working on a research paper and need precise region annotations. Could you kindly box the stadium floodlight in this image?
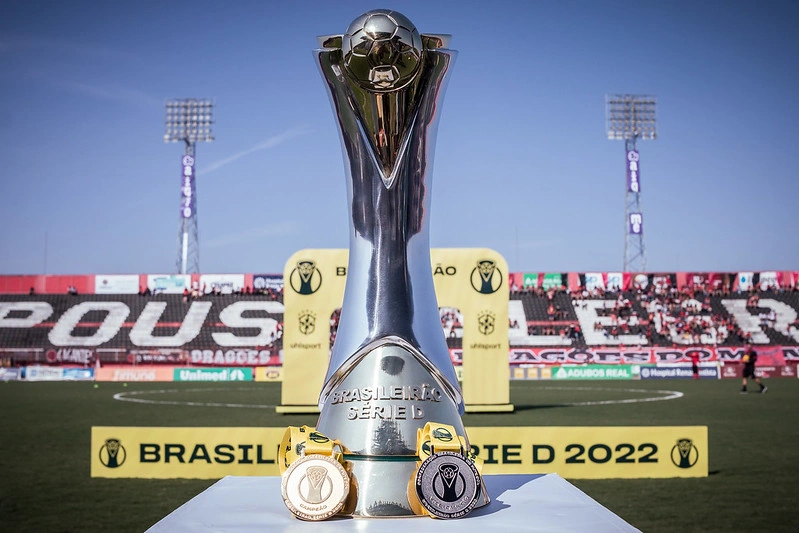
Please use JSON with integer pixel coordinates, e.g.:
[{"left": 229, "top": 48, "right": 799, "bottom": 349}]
[
  {"left": 163, "top": 98, "right": 215, "bottom": 275},
  {"left": 606, "top": 94, "right": 657, "bottom": 141},
  {"left": 606, "top": 94, "right": 657, "bottom": 273}
]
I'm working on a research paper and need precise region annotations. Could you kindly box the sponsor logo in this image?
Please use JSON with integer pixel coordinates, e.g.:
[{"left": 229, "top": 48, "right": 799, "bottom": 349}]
[
  {"left": 113, "top": 369, "right": 156, "bottom": 381},
  {"left": 99, "top": 438, "right": 127, "bottom": 468},
  {"left": 0, "top": 368, "right": 22, "bottom": 381},
  {"left": 639, "top": 365, "right": 720, "bottom": 380},
  {"left": 470, "top": 260, "right": 502, "bottom": 294},
  {"left": 477, "top": 311, "right": 495, "bottom": 336},
  {"left": 174, "top": 368, "right": 252, "bottom": 382},
  {"left": 432, "top": 427, "right": 454, "bottom": 442},
  {"left": 253, "top": 274, "right": 284, "bottom": 291},
  {"left": 298, "top": 310, "right": 316, "bottom": 335},
  {"left": 552, "top": 365, "right": 634, "bottom": 380},
  {"left": 190, "top": 349, "right": 275, "bottom": 367},
  {"left": 670, "top": 439, "right": 699, "bottom": 469},
  {"left": 46, "top": 348, "right": 94, "bottom": 365},
  {"left": 289, "top": 261, "right": 322, "bottom": 295},
  {"left": 627, "top": 149, "right": 640, "bottom": 192},
  {"left": 308, "top": 432, "right": 330, "bottom": 444}
]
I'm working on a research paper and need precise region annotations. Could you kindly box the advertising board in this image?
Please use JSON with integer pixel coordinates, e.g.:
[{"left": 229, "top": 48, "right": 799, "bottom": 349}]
[
  {"left": 173, "top": 367, "right": 253, "bottom": 382},
  {"left": 91, "top": 425, "right": 707, "bottom": 479},
  {"left": 551, "top": 365, "right": 636, "bottom": 380},
  {"left": 95, "top": 275, "right": 140, "bottom": 294},
  {"left": 95, "top": 366, "right": 175, "bottom": 382},
  {"left": 0, "top": 368, "right": 21, "bottom": 381},
  {"left": 639, "top": 365, "right": 720, "bottom": 380}
]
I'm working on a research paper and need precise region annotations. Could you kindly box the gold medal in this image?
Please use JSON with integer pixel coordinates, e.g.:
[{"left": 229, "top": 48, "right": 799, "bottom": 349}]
[{"left": 281, "top": 454, "right": 350, "bottom": 521}]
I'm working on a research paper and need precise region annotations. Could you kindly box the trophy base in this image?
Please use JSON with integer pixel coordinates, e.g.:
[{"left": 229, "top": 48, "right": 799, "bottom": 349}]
[
  {"left": 315, "top": 342, "right": 486, "bottom": 517},
  {"left": 345, "top": 454, "right": 490, "bottom": 517}
]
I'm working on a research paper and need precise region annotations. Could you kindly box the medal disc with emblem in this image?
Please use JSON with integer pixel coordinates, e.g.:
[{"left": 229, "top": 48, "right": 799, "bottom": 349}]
[
  {"left": 415, "top": 451, "right": 481, "bottom": 519},
  {"left": 281, "top": 455, "right": 350, "bottom": 521}
]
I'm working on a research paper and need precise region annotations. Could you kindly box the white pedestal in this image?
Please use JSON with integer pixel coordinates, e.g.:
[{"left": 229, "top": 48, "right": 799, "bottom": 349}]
[{"left": 146, "top": 474, "right": 640, "bottom": 532}]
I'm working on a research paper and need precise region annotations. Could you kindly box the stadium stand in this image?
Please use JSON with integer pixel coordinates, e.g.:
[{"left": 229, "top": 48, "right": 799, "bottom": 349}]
[{"left": 1, "top": 271, "right": 797, "bottom": 368}]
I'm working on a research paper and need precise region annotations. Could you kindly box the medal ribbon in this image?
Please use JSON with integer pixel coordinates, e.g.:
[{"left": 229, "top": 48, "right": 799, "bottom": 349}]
[
  {"left": 279, "top": 425, "right": 346, "bottom": 474},
  {"left": 408, "top": 422, "right": 483, "bottom": 516}
]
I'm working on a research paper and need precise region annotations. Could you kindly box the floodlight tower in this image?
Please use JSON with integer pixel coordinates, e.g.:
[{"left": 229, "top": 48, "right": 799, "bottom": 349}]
[
  {"left": 606, "top": 94, "right": 657, "bottom": 273},
  {"left": 163, "top": 98, "right": 215, "bottom": 274}
]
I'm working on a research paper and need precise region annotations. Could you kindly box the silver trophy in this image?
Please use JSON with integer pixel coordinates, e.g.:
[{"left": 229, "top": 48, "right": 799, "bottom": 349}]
[{"left": 314, "top": 10, "right": 486, "bottom": 517}]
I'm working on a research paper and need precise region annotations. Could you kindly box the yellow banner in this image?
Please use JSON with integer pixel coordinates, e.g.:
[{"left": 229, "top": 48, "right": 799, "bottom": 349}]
[
  {"left": 467, "top": 426, "right": 708, "bottom": 478},
  {"left": 280, "top": 248, "right": 510, "bottom": 411},
  {"left": 91, "top": 427, "right": 284, "bottom": 478},
  {"left": 91, "top": 426, "right": 707, "bottom": 479}
]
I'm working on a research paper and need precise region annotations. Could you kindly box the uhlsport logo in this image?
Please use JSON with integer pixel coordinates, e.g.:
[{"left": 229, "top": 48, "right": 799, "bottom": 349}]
[
  {"left": 477, "top": 311, "right": 496, "bottom": 335},
  {"left": 298, "top": 310, "right": 316, "bottom": 335},
  {"left": 99, "top": 438, "right": 126, "bottom": 468},
  {"left": 670, "top": 438, "right": 699, "bottom": 469},
  {"left": 470, "top": 260, "right": 503, "bottom": 294},
  {"left": 289, "top": 260, "right": 322, "bottom": 295}
]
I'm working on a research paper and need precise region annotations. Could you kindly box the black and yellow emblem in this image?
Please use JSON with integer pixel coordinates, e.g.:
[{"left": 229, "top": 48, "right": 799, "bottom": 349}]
[
  {"left": 470, "top": 260, "right": 502, "bottom": 294},
  {"left": 432, "top": 427, "right": 453, "bottom": 442},
  {"left": 477, "top": 311, "right": 496, "bottom": 335},
  {"left": 670, "top": 438, "right": 699, "bottom": 469},
  {"left": 298, "top": 310, "right": 316, "bottom": 335},
  {"left": 414, "top": 451, "right": 481, "bottom": 519},
  {"left": 289, "top": 260, "right": 323, "bottom": 295},
  {"left": 99, "top": 438, "right": 126, "bottom": 468}
]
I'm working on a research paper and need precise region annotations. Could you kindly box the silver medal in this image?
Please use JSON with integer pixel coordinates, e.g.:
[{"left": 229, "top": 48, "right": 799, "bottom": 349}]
[{"left": 415, "top": 451, "right": 481, "bottom": 519}]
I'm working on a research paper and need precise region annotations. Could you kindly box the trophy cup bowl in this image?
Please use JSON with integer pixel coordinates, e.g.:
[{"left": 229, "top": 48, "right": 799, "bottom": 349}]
[{"left": 310, "top": 9, "right": 488, "bottom": 517}]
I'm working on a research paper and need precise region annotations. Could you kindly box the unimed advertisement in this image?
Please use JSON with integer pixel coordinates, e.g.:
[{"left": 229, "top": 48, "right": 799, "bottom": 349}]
[
  {"left": 173, "top": 367, "right": 253, "bottom": 382},
  {"left": 91, "top": 426, "right": 707, "bottom": 479}
]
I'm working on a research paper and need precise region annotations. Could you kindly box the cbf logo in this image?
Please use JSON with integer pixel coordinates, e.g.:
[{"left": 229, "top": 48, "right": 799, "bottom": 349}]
[
  {"left": 298, "top": 310, "right": 316, "bottom": 335},
  {"left": 289, "top": 260, "right": 322, "bottom": 295},
  {"left": 99, "top": 438, "right": 126, "bottom": 468},
  {"left": 477, "top": 311, "right": 496, "bottom": 335},
  {"left": 670, "top": 438, "right": 699, "bottom": 469},
  {"left": 470, "top": 260, "right": 502, "bottom": 294}
]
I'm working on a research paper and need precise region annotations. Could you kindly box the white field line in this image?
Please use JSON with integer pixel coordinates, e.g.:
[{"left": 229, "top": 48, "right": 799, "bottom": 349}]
[
  {"left": 510, "top": 385, "right": 684, "bottom": 406},
  {"left": 113, "top": 386, "right": 683, "bottom": 409},
  {"left": 113, "top": 387, "right": 276, "bottom": 409}
]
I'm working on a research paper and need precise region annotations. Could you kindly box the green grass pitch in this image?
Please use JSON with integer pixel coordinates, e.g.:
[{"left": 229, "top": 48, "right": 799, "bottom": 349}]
[{"left": 1, "top": 378, "right": 797, "bottom": 532}]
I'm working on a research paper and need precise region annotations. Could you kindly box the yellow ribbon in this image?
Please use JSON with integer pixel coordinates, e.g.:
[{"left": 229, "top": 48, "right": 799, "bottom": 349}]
[
  {"left": 407, "top": 422, "right": 483, "bottom": 516},
  {"left": 278, "top": 425, "right": 346, "bottom": 474}
]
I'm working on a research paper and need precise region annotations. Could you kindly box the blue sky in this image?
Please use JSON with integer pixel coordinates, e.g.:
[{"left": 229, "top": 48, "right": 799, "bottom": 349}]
[{"left": 1, "top": 0, "right": 797, "bottom": 275}]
